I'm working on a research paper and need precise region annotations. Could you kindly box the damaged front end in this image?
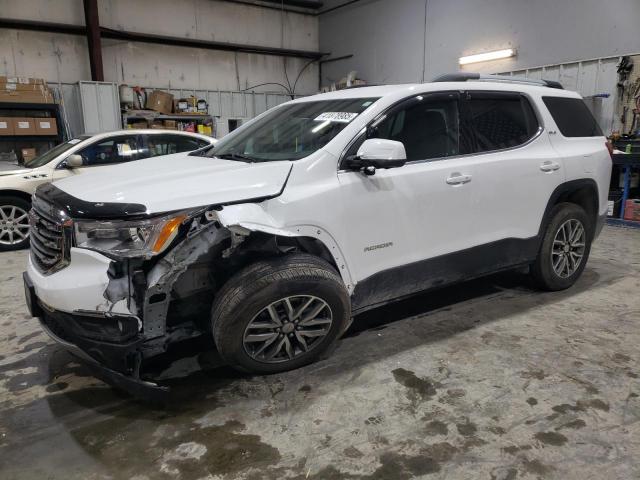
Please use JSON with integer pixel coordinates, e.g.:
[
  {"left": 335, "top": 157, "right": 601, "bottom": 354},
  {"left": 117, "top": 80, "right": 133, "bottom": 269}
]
[
  {"left": 27, "top": 196, "right": 305, "bottom": 398},
  {"left": 26, "top": 177, "right": 348, "bottom": 398}
]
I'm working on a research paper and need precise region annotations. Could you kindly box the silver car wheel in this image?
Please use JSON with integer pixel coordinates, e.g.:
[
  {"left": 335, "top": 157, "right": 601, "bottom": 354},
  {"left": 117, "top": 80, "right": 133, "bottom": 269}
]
[
  {"left": 551, "top": 218, "right": 585, "bottom": 278},
  {"left": 0, "top": 205, "right": 30, "bottom": 245},
  {"left": 243, "top": 295, "right": 333, "bottom": 364}
]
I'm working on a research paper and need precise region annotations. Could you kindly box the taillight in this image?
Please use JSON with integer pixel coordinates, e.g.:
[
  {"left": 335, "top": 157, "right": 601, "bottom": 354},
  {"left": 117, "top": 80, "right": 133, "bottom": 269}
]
[{"left": 605, "top": 140, "right": 614, "bottom": 160}]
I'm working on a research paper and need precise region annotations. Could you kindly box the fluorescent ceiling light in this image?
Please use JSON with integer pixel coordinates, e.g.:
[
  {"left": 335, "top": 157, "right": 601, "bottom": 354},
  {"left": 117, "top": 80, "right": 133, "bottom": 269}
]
[
  {"left": 459, "top": 48, "right": 516, "bottom": 65},
  {"left": 311, "top": 120, "right": 331, "bottom": 133}
]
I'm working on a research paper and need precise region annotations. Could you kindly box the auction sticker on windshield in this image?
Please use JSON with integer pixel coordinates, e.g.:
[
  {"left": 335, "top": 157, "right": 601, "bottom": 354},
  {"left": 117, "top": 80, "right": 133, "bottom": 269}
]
[{"left": 314, "top": 112, "right": 359, "bottom": 123}]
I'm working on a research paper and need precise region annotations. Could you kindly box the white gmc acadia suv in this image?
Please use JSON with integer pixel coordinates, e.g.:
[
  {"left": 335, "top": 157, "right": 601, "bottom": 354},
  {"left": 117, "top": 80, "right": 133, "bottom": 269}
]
[{"left": 23, "top": 74, "right": 612, "bottom": 395}]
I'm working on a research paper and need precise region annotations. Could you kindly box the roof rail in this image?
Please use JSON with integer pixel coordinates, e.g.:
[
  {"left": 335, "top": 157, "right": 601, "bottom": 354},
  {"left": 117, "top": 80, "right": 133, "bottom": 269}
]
[
  {"left": 432, "top": 72, "right": 564, "bottom": 89},
  {"left": 343, "top": 83, "right": 381, "bottom": 89}
]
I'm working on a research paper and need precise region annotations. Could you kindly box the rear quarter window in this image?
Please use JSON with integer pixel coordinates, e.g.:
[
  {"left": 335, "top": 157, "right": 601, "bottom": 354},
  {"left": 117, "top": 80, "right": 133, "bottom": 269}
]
[{"left": 542, "top": 96, "right": 603, "bottom": 137}]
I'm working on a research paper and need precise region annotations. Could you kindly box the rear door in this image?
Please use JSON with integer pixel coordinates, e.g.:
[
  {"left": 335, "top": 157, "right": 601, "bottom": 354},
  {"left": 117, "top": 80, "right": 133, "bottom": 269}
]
[{"left": 463, "top": 91, "right": 565, "bottom": 250}]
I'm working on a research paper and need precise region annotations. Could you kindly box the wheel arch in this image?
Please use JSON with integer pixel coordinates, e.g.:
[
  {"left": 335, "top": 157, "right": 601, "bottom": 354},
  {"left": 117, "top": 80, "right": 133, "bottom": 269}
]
[
  {"left": 539, "top": 179, "right": 599, "bottom": 239},
  {"left": 214, "top": 204, "right": 355, "bottom": 293},
  {"left": 0, "top": 189, "right": 33, "bottom": 204},
  {"left": 231, "top": 224, "right": 355, "bottom": 293}
]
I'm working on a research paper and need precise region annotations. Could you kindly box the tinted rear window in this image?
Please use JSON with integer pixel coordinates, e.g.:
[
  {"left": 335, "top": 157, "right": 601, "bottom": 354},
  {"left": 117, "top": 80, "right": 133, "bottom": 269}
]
[
  {"left": 542, "top": 96, "right": 602, "bottom": 137},
  {"left": 468, "top": 93, "right": 539, "bottom": 152}
]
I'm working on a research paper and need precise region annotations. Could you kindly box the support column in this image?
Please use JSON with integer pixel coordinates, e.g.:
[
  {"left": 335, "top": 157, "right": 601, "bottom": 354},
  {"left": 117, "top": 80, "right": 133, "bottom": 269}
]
[{"left": 83, "top": 0, "right": 104, "bottom": 81}]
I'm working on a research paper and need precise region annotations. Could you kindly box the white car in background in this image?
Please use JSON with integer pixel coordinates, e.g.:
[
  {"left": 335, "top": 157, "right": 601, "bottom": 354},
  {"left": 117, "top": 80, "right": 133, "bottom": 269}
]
[{"left": 0, "top": 129, "right": 215, "bottom": 250}]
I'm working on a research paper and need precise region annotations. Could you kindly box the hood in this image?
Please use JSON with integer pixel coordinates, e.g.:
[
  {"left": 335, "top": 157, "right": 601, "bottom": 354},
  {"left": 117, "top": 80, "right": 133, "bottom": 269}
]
[
  {"left": 52, "top": 153, "right": 292, "bottom": 214},
  {"left": 0, "top": 161, "right": 32, "bottom": 176}
]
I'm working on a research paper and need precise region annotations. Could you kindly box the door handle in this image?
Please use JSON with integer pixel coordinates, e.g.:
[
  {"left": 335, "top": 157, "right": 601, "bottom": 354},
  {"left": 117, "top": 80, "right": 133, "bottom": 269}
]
[
  {"left": 446, "top": 173, "right": 472, "bottom": 185},
  {"left": 540, "top": 161, "right": 560, "bottom": 172}
]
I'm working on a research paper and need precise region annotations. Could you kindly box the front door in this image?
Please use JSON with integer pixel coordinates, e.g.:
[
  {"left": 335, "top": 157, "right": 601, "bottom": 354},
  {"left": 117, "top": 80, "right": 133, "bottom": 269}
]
[{"left": 338, "top": 92, "right": 478, "bottom": 309}]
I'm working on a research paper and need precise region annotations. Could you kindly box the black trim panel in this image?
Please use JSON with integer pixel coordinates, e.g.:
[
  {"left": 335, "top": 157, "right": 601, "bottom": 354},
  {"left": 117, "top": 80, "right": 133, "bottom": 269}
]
[
  {"left": 352, "top": 236, "right": 539, "bottom": 312},
  {"left": 36, "top": 183, "right": 149, "bottom": 219},
  {"left": 38, "top": 312, "right": 168, "bottom": 401}
]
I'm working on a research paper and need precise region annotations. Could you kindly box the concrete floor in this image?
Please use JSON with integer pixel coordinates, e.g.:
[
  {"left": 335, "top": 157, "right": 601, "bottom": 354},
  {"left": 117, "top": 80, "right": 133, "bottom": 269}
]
[{"left": 0, "top": 225, "right": 638, "bottom": 480}]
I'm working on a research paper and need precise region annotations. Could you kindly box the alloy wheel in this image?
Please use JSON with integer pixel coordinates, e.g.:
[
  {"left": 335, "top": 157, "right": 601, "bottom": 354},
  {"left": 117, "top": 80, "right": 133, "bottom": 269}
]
[
  {"left": 551, "top": 218, "right": 585, "bottom": 278},
  {"left": 0, "top": 205, "right": 30, "bottom": 245},
  {"left": 243, "top": 295, "right": 333, "bottom": 363}
]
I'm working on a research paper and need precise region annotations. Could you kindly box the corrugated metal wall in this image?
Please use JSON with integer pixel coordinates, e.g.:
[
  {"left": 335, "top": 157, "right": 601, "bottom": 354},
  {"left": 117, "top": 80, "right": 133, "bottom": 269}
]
[
  {"left": 499, "top": 55, "right": 632, "bottom": 135},
  {"left": 47, "top": 81, "right": 301, "bottom": 138},
  {"left": 162, "top": 88, "right": 302, "bottom": 123}
]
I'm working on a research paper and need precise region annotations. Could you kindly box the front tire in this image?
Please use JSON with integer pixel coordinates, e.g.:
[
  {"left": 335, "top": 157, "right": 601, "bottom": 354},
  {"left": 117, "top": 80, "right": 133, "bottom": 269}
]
[
  {"left": 531, "top": 202, "right": 592, "bottom": 291},
  {"left": 0, "top": 196, "right": 31, "bottom": 251},
  {"left": 211, "top": 253, "right": 351, "bottom": 374}
]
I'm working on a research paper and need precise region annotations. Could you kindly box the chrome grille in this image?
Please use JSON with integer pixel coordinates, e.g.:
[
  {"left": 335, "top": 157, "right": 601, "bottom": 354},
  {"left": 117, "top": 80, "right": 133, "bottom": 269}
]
[{"left": 29, "top": 195, "right": 72, "bottom": 275}]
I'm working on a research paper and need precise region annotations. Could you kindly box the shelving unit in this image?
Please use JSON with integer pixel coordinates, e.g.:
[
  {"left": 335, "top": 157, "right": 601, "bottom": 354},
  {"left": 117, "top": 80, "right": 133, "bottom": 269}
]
[
  {"left": 122, "top": 110, "right": 216, "bottom": 137},
  {"left": 609, "top": 151, "right": 640, "bottom": 227},
  {"left": 0, "top": 103, "right": 64, "bottom": 142},
  {"left": 0, "top": 102, "right": 65, "bottom": 162}
]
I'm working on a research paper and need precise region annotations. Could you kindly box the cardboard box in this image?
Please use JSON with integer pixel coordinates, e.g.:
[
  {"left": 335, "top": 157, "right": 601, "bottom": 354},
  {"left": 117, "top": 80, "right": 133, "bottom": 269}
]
[
  {"left": 21, "top": 148, "right": 37, "bottom": 163},
  {"left": 0, "top": 76, "right": 53, "bottom": 103},
  {"left": 0, "top": 83, "right": 40, "bottom": 92},
  {"left": 12, "top": 118, "right": 37, "bottom": 135},
  {"left": 0, "top": 79, "right": 47, "bottom": 92},
  {"left": 0, "top": 88, "right": 54, "bottom": 104},
  {"left": 0, "top": 117, "right": 14, "bottom": 136},
  {"left": 34, "top": 117, "right": 58, "bottom": 135},
  {"left": 146, "top": 90, "right": 174, "bottom": 114},
  {"left": 128, "top": 121, "right": 148, "bottom": 129},
  {"left": 163, "top": 120, "right": 177, "bottom": 129},
  {"left": 623, "top": 199, "right": 640, "bottom": 222},
  {"left": 0, "top": 76, "right": 46, "bottom": 85}
]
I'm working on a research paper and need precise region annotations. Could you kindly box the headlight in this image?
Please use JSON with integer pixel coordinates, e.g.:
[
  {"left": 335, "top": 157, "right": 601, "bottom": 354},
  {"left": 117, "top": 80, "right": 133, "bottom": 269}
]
[{"left": 74, "top": 212, "right": 189, "bottom": 258}]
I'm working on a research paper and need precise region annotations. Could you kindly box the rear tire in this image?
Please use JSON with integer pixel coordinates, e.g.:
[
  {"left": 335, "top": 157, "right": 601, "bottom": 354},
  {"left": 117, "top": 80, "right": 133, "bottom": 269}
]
[
  {"left": 211, "top": 253, "right": 351, "bottom": 374},
  {"left": 0, "top": 196, "right": 31, "bottom": 251},
  {"left": 530, "top": 202, "right": 592, "bottom": 291}
]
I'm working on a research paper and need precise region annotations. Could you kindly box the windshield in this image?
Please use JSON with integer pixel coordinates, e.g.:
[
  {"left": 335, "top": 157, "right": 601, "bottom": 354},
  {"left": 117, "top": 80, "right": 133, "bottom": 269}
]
[
  {"left": 25, "top": 136, "right": 91, "bottom": 168},
  {"left": 207, "top": 98, "right": 379, "bottom": 162}
]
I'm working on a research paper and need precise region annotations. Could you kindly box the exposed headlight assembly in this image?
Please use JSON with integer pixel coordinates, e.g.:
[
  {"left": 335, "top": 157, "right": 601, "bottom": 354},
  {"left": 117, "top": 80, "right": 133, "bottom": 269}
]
[{"left": 74, "top": 212, "right": 189, "bottom": 258}]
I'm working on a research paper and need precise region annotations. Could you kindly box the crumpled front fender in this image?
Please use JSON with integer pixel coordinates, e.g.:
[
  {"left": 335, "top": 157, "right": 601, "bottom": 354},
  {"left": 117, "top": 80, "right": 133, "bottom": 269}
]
[{"left": 216, "top": 203, "right": 355, "bottom": 293}]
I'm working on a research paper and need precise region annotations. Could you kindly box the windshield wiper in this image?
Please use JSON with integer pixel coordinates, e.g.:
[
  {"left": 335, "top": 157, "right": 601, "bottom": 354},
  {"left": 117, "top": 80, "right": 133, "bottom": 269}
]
[{"left": 216, "top": 152, "right": 259, "bottom": 163}]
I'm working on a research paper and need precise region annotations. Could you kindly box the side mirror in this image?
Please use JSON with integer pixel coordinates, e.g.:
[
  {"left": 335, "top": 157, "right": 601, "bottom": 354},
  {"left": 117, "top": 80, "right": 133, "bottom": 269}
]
[
  {"left": 65, "top": 154, "right": 84, "bottom": 168},
  {"left": 345, "top": 139, "right": 407, "bottom": 175}
]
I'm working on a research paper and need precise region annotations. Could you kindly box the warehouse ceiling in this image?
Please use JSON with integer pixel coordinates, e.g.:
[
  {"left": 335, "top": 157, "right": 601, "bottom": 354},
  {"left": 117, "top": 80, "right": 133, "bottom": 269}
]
[
  {"left": 222, "top": 0, "right": 324, "bottom": 11},
  {"left": 260, "top": 0, "right": 324, "bottom": 7}
]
